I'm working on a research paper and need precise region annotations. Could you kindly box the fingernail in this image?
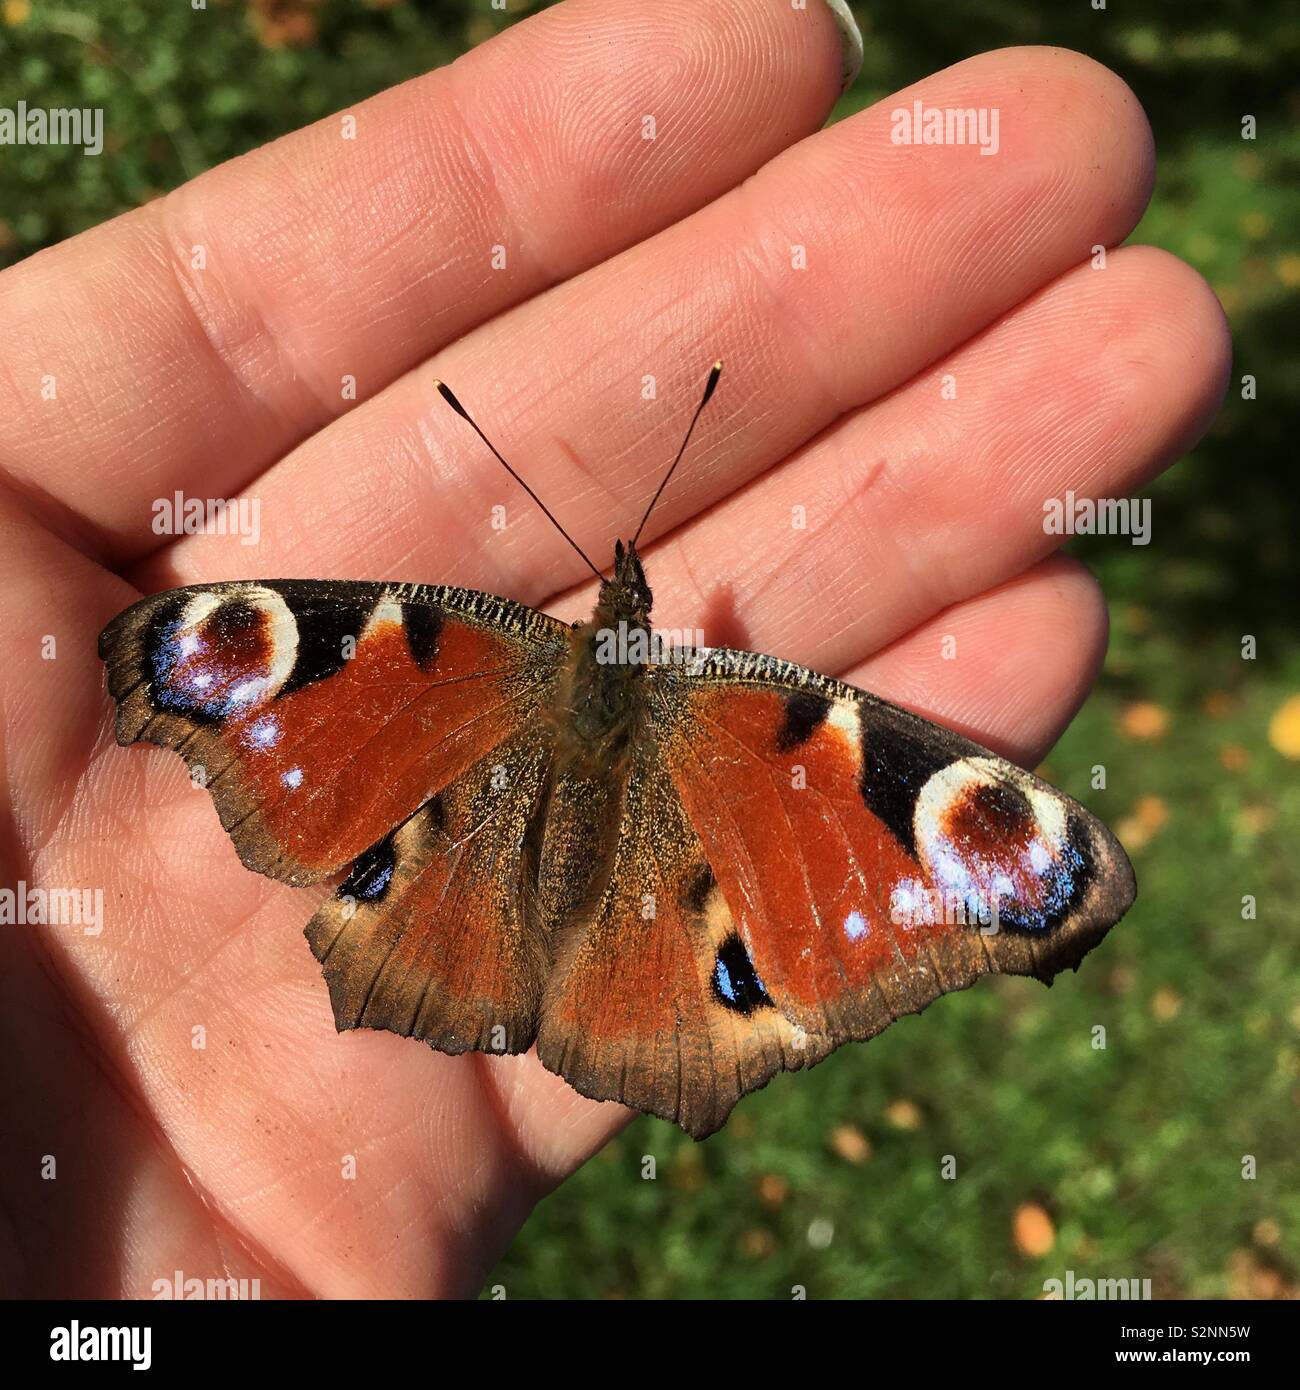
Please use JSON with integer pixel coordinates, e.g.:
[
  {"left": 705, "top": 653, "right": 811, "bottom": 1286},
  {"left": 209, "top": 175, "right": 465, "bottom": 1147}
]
[{"left": 819, "top": 0, "right": 864, "bottom": 94}]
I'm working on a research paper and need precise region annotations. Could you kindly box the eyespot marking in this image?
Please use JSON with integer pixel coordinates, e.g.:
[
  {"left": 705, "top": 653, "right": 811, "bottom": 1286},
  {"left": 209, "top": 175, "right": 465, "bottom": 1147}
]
[
  {"left": 339, "top": 835, "right": 396, "bottom": 904},
  {"left": 913, "top": 758, "right": 1087, "bottom": 933},
  {"left": 712, "top": 934, "right": 773, "bottom": 1015},
  {"left": 148, "top": 586, "right": 297, "bottom": 723}
]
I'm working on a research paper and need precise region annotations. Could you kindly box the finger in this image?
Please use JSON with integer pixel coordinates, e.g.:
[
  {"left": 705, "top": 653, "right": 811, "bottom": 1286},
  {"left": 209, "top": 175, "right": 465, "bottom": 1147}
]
[
  {"left": 0, "top": 497, "right": 129, "bottom": 840},
  {"left": 602, "top": 245, "right": 1229, "bottom": 678},
  {"left": 0, "top": 0, "right": 855, "bottom": 561},
  {"left": 843, "top": 553, "right": 1109, "bottom": 767},
  {"left": 140, "top": 45, "right": 1156, "bottom": 599}
]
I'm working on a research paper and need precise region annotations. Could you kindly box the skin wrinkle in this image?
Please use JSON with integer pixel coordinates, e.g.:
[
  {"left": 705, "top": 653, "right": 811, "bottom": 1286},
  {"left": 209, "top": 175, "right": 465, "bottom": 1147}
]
[
  {"left": 153, "top": 197, "right": 321, "bottom": 433},
  {"left": 727, "top": 185, "right": 850, "bottom": 421},
  {"left": 439, "top": 59, "right": 555, "bottom": 294},
  {"left": 547, "top": 428, "right": 634, "bottom": 527},
  {"left": 837, "top": 446, "right": 954, "bottom": 632},
  {"left": 408, "top": 412, "right": 569, "bottom": 605},
  {"left": 117, "top": 890, "right": 282, "bottom": 1042},
  {"left": 212, "top": 1116, "right": 424, "bottom": 1297}
]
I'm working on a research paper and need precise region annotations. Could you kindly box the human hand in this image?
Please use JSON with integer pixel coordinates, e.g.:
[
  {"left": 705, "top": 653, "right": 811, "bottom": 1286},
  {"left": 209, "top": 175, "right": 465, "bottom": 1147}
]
[{"left": 0, "top": 0, "right": 1227, "bottom": 1297}]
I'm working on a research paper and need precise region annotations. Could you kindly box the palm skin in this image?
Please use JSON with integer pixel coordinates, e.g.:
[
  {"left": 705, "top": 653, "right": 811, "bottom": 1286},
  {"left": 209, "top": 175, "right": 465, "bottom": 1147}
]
[{"left": 0, "top": 1, "right": 1227, "bottom": 1298}]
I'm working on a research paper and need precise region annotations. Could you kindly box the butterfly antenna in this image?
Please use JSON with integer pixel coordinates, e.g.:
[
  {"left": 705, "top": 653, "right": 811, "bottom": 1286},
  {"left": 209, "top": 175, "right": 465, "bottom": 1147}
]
[
  {"left": 631, "top": 360, "right": 723, "bottom": 548},
  {"left": 433, "top": 379, "right": 603, "bottom": 582}
]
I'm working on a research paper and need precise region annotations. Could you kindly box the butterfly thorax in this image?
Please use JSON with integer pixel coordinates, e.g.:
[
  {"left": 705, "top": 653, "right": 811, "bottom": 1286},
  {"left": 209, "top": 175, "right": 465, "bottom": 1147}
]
[{"left": 559, "top": 540, "right": 654, "bottom": 757}]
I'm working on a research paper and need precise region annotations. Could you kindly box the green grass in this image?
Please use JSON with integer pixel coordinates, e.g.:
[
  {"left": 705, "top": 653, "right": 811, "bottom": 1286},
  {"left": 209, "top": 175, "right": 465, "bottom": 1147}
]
[{"left": 3, "top": 0, "right": 1296, "bottom": 1299}]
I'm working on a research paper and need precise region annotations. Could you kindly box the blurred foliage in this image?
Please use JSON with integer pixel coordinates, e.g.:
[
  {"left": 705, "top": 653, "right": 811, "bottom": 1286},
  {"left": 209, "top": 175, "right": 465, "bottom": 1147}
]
[{"left": 2, "top": 0, "right": 1296, "bottom": 1299}]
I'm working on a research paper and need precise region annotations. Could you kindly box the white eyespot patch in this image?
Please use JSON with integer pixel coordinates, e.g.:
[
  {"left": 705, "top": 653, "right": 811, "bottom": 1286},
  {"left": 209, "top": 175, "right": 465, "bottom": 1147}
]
[
  {"left": 150, "top": 586, "right": 298, "bottom": 721},
  {"left": 912, "top": 757, "right": 1081, "bottom": 931}
]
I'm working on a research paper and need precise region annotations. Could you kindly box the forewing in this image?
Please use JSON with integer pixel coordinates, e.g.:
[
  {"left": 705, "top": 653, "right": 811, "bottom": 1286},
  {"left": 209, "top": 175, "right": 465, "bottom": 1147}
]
[{"left": 99, "top": 580, "right": 568, "bottom": 884}]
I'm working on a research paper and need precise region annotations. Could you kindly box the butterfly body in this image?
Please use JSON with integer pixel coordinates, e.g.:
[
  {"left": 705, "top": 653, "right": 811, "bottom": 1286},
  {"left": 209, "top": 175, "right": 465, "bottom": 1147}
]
[
  {"left": 557, "top": 540, "right": 654, "bottom": 758},
  {"left": 100, "top": 546, "right": 1135, "bottom": 1138}
]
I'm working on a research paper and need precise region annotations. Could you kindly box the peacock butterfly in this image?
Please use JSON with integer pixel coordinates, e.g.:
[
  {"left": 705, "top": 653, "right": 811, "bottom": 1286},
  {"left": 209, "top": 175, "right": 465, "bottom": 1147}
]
[{"left": 99, "top": 364, "right": 1135, "bottom": 1139}]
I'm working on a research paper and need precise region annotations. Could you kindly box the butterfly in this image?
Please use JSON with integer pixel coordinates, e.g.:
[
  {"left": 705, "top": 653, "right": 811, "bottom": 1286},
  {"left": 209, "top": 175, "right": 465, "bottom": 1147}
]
[{"left": 99, "top": 363, "right": 1135, "bottom": 1139}]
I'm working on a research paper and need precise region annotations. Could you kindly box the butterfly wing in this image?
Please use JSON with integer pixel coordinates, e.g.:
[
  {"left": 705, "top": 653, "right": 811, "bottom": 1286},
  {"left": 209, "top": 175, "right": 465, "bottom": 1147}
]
[
  {"left": 303, "top": 724, "right": 555, "bottom": 1055},
  {"left": 538, "top": 647, "right": 1135, "bottom": 1138},
  {"left": 99, "top": 580, "right": 568, "bottom": 884},
  {"left": 536, "top": 751, "right": 837, "bottom": 1139},
  {"left": 101, "top": 579, "right": 571, "bottom": 1055}
]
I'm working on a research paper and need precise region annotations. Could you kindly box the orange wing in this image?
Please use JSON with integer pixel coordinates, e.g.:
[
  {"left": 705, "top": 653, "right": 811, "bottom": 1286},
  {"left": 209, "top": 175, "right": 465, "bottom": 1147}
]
[
  {"left": 537, "top": 647, "right": 1134, "bottom": 1138},
  {"left": 99, "top": 580, "right": 568, "bottom": 884},
  {"left": 304, "top": 726, "right": 554, "bottom": 1055}
]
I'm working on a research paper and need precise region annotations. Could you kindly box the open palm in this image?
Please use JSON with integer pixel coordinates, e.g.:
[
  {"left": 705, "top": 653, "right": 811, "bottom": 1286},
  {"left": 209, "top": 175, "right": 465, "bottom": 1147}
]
[{"left": 0, "top": 1, "right": 1228, "bottom": 1298}]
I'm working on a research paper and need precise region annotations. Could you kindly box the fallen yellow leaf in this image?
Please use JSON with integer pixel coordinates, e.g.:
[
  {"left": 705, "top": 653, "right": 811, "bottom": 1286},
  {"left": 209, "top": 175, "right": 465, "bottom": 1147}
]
[
  {"left": 1120, "top": 702, "right": 1169, "bottom": 740},
  {"left": 1151, "top": 987, "right": 1183, "bottom": 1021},
  {"left": 1117, "top": 796, "right": 1169, "bottom": 853},
  {"left": 828, "top": 1124, "right": 873, "bottom": 1164},
  {"left": 884, "top": 1099, "right": 922, "bottom": 1132},
  {"left": 1013, "top": 1203, "right": 1056, "bottom": 1257},
  {"left": 1268, "top": 694, "right": 1300, "bottom": 758},
  {"left": 757, "top": 1173, "right": 790, "bottom": 1208}
]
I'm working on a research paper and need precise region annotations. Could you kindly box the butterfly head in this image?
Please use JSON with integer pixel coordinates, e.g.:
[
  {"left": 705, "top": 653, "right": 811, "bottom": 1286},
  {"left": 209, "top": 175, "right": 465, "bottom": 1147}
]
[{"left": 600, "top": 539, "right": 653, "bottom": 626}]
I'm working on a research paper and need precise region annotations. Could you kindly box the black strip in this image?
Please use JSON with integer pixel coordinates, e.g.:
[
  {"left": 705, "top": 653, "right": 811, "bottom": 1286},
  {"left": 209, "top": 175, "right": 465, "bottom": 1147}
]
[
  {"left": 859, "top": 714, "right": 958, "bottom": 856},
  {"left": 776, "top": 690, "right": 832, "bottom": 752},
  {"left": 338, "top": 835, "right": 396, "bottom": 903},
  {"left": 773, "top": 686, "right": 834, "bottom": 750},
  {"left": 272, "top": 586, "right": 371, "bottom": 697},
  {"left": 402, "top": 603, "right": 443, "bottom": 672}
]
